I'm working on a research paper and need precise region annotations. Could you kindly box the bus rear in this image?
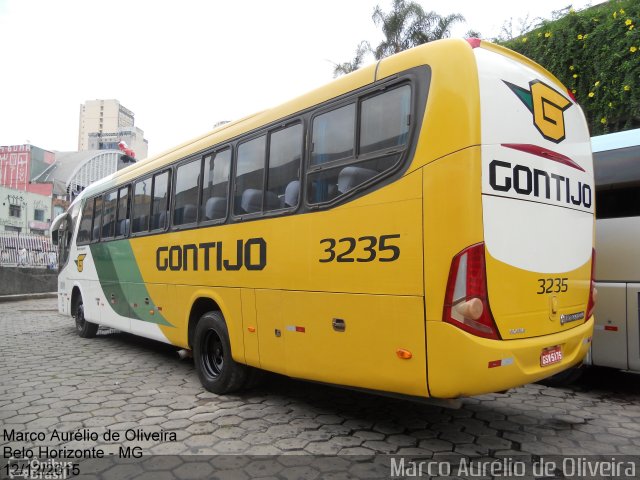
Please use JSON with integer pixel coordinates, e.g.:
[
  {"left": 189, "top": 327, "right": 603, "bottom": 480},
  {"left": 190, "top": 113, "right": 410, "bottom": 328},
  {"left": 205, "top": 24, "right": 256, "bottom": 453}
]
[{"left": 426, "top": 41, "right": 595, "bottom": 397}]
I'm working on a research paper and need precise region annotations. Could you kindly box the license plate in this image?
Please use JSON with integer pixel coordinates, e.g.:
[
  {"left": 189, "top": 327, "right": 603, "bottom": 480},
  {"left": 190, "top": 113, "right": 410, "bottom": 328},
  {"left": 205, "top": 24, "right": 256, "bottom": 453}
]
[{"left": 540, "top": 345, "right": 563, "bottom": 367}]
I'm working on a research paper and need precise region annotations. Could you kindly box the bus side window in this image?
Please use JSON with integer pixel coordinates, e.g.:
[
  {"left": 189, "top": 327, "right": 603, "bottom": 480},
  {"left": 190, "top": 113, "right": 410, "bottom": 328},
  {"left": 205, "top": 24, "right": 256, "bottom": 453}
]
[
  {"left": 91, "top": 196, "right": 103, "bottom": 243},
  {"left": 150, "top": 171, "right": 170, "bottom": 231},
  {"left": 308, "top": 104, "right": 355, "bottom": 204},
  {"left": 101, "top": 190, "right": 118, "bottom": 240},
  {"left": 266, "top": 123, "right": 303, "bottom": 210},
  {"left": 307, "top": 85, "right": 411, "bottom": 205},
  {"left": 132, "top": 178, "right": 152, "bottom": 234},
  {"left": 359, "top": 85, "right": 411, "bottom": 154},
  {"left": 77, "top": 198, "right": 95, "bottom": 245},
  {"left": 115, "top": 186, "right": 130, "bottom": 237},
  {"left": 201, "top": 149, "right": 231, "bottom": 222},
  {"left": 173, "top": 159, "right": 201, "bottom": 226},
  {"left": 234, "top": 136, "right": 266, "bottom": 216}
]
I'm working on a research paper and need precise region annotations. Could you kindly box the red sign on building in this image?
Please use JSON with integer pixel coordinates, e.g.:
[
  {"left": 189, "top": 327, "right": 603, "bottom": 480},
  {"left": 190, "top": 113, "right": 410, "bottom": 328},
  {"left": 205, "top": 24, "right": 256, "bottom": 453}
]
[{"left": 0, "top": 145, "right": 54, "bottom": 196}]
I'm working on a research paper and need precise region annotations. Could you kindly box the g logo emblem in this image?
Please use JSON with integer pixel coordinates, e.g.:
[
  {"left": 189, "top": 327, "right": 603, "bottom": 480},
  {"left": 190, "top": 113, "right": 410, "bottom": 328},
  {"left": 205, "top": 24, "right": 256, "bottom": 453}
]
[
  {"left": 504, "top": 79, "right": 572, "bottom": 143},
  {"left": 75, "top": 254, "right": 86, "bottom": 272}
]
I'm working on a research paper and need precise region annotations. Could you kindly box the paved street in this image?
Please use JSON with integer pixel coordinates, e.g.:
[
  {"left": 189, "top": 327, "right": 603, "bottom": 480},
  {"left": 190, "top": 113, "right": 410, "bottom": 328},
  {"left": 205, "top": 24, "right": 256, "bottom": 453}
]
[{"left": 1, "top": 298, "right": 639, "bottom": 479}]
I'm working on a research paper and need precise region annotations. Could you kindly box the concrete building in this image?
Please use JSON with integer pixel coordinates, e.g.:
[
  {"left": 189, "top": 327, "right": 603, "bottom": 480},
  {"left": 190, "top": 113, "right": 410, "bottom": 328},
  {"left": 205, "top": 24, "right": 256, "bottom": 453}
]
[
  {"left": 0, "top": 144, "right": 128, "bottom": 235},
  {"left": 0, "top": 145, "right": 55, "bottom": 235},
  {"left": 78, "top": 99, "right": 148, "bottom": 159},
  {"left": 34, "top": 150, "right": 125, "bottom": 216}
]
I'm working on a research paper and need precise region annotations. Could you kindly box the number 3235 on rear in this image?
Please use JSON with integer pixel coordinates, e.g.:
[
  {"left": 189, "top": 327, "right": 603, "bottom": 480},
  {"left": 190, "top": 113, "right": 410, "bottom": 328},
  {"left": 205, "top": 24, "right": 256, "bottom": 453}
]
[{"left": 537, "top": 277, "right": 568, "bottom": 294}]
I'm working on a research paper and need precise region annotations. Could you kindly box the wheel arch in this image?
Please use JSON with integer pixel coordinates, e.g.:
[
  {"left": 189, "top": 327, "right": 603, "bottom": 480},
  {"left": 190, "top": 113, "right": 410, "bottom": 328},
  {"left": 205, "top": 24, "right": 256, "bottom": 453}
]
[
  {"left": 70, "top": 285, "right": 83, "bottom": 317},
  {"left": 185, "top": 289, "right": 246, "bottom": 365},
  {"left": 188, "top": 297, "right": 222, "bottom": 349}
]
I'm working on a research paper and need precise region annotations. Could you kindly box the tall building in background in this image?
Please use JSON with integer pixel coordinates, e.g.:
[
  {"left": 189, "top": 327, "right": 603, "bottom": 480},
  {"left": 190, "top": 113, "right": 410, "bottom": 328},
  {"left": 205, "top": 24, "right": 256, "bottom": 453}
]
[{"left": 78, "top": 99, "right": 148, "bottom": 160}]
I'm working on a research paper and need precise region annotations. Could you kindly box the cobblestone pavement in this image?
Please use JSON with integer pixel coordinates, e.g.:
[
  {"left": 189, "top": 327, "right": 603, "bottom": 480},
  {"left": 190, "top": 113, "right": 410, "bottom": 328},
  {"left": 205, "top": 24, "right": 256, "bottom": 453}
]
[{"left": 1, "top": 298, "right": 639, "bottom": 479}]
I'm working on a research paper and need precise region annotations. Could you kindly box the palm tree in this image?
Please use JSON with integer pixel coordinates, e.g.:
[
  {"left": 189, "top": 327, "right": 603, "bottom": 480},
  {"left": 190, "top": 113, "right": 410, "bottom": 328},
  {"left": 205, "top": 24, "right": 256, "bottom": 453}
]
[
  {"left": 371, "top": 0, "right": 464, "bottom": 60},
  {"left": 332, "top": 41, "right": 371, "bottom": 78}
]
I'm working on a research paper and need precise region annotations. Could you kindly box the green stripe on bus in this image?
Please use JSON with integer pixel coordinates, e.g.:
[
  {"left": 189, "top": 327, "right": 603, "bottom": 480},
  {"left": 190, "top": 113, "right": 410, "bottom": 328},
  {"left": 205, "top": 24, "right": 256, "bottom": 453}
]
[{"left": 90, "top": 241, "right": 173, "bottom": 327}]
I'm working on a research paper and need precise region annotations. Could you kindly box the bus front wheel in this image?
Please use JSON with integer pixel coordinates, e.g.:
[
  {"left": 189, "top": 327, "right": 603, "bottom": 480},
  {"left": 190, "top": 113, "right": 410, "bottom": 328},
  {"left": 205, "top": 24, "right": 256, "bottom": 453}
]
[
  {"left": 75, "top": 299, "right": 98, "bottom": 338},
  {"left": 193, "top": 311, "right": 247, "bottom": 394}
]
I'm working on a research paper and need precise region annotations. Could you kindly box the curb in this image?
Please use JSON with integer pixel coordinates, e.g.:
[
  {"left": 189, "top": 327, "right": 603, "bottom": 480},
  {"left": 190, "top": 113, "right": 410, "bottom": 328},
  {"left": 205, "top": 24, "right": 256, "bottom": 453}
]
[{"left": 0, "top": 292, "right": 57, "bottom": 303}]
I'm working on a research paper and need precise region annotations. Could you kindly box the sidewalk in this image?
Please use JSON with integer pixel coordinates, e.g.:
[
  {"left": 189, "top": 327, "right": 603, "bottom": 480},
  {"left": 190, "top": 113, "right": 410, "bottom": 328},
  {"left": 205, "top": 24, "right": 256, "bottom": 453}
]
[{"left": 0, "top": 292, "right": 57, "bottom": 303}]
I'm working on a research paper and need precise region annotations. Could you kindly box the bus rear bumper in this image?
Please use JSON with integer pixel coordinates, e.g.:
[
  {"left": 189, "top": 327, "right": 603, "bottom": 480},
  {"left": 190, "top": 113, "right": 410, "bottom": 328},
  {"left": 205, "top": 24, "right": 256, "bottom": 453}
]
[{"left": 426, "top": 317, "right": 594, "bottom": 398}]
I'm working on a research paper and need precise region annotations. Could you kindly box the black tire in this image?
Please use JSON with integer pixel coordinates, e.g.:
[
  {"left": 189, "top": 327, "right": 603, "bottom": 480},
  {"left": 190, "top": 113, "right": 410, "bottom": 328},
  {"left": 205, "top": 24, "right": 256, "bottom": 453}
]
[
  {"left": 193, "top": 311, "right": 247, "bottom": 394},
  {"left": 539, "top": 365, "right": 585, "bottom": 387},
  {"left": 244, "top": 367, "right": 269, "bottom": 389},
  {"left": 75, "top": 299, "right": 99, "bottom": 338}
]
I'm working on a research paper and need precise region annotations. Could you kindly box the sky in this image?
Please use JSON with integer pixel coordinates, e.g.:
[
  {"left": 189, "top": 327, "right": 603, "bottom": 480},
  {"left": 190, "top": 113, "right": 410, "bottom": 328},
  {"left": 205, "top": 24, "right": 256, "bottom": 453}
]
[{"left": 0, "top": 0, "right": 598, "bottom": 158}]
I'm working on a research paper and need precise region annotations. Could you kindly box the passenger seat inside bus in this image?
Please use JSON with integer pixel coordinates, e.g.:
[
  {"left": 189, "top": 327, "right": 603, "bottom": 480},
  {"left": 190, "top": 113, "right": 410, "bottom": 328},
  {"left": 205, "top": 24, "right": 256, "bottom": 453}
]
[
  {"left": 204, "top": 197, "right": 227, "bottom": 220},
  {"left": 283, "top": 180, "right": 299, "bottom": 207},
  {"left": 240, "top": 189, "right": 280, "bottom": 213},
  {"left": 338, "top": 166, "right": 378, "bottom": 194}
]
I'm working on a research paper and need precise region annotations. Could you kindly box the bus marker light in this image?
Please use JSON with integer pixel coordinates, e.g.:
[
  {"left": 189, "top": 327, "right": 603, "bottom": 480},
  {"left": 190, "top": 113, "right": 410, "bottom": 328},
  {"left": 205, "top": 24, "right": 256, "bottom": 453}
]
[
  {"left": 488, "top": 357, "right": 514, "bottom": 368},
  {"left": 396, "top": 349, "right": 412, "bottom": 359},
  {"left": 247, "top": 326, "right": 256, "bottom": 333},
  {"left": 286, "top": 325, "right": 306, "bottom": 333},
  {"left": 595, "top": 325, "right": 618, "bottom": 332},
  {"left": 157, "top": 306, "right": 163, "bottom": 311},
  {"left": 149, "top": 310, "right": 155, "bottom": 315}
]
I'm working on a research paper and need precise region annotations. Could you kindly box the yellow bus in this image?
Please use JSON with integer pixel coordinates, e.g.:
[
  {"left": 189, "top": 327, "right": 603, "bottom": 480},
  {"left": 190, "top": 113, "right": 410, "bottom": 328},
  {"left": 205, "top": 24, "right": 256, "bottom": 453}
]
[{"left": 52, "top": 38, "right": 595, "bottom": 400}]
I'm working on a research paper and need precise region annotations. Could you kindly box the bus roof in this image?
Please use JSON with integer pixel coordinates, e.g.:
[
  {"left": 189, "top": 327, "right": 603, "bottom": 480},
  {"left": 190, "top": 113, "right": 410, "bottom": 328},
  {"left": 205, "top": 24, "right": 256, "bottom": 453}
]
[
  {"left": 592, "top": 128, "right": 640, "bottom": 188},
  {"left": 592, "top": 128, "right": 640, "bottom": 153}
]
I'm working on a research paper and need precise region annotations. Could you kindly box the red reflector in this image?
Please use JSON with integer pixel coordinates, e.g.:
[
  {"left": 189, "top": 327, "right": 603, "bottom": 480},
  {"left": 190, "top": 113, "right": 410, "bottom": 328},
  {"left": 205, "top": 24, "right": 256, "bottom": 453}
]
[
  {"left": 295, "top": 326, "right": 305, "bottom": 333},
  {"left": 567, "top": 88, "right": 577, "bottom": 102},
  {"left": 604, "top": 325, "right": 618, "bottom": 332},
  {"left": 488, "top": 360, "right": 502, "bottom": 368}
]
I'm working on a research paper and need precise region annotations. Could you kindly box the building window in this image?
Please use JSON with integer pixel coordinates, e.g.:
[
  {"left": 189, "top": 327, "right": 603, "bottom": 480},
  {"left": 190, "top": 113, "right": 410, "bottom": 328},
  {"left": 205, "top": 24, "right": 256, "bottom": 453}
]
[
  {"left": 9, "top": 205, "right": 21, "bottom": 218},
  {"left": 34, "top": 209, "right": 45, "bottom": 221},
  {"left": 5, "top": 226, "right": 21, "bottom": 233}
]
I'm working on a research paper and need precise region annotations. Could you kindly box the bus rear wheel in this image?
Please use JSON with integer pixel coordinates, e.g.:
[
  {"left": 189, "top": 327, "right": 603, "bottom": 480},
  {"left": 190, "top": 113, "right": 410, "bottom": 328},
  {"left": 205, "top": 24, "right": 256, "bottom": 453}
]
[
  {"left": 193, "top": 311, "right": 247, "bottom": 394},
  {"left": 75, "top": 299, "right": 98, "bottom": 338}
]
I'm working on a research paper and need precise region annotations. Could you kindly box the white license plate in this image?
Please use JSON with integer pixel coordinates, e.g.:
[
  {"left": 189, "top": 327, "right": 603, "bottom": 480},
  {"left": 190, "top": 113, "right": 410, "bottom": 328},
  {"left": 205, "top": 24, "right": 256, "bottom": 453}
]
[{"left": 540, "top": 345, "right": 563, "bottom": 367}]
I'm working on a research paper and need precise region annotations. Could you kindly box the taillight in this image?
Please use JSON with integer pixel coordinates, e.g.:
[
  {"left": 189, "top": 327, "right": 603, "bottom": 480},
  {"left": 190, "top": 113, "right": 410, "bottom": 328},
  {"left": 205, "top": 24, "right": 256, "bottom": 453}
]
[
  {"left": 443, "top": 243, "right": 500, "bottom": 340},
  {"left": 586, "top": 249, "right": 596, "bottom": 319}
]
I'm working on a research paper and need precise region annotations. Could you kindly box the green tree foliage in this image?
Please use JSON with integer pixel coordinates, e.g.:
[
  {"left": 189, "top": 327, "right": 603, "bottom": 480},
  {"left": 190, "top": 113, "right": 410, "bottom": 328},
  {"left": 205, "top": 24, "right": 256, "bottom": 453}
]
[
  {"left": 502, "top": 0, "right": 640, "bottom": 135},
  {"left": 371, "top": 0, "right": 464, "bottom": 59},
  {"left": 332, "top": 41, "right": 371, "bottom": 77},
  {"left": 332, "top": 0, "right": 465, "bottom": 77}
]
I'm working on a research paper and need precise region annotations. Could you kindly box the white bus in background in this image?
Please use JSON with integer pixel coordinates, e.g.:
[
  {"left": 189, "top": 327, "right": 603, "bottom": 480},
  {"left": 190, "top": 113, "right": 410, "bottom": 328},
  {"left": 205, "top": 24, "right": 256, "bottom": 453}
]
[
  {"left": 546, "top": 128, "right": 640, "bottom": 384},
  {"left": 590, "top": 128, "right": 640, "bottom": 374}
]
